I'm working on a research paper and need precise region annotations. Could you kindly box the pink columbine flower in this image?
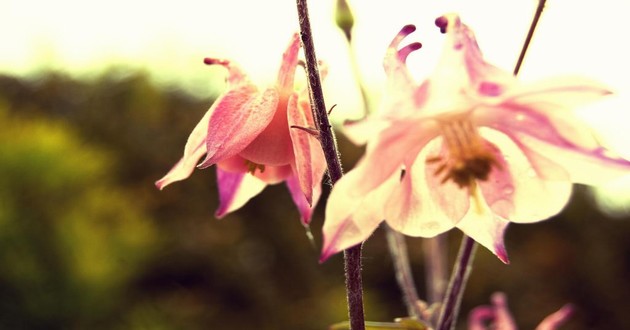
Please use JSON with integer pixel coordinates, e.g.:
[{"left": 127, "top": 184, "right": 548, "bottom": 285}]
[
  {"left": 468, "top": 292, "right": 573, "bottom": 330},
  {"left": 321, "top": 14, "right": 630, "bottom": 262},
  {"left": 156, "top": 33, "right": 326, "bottom": 224}
]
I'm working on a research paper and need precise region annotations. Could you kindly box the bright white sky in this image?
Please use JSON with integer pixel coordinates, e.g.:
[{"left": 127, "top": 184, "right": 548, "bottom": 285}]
[{"left": 2, "top": 0, "right": 630, "bottom": 213}]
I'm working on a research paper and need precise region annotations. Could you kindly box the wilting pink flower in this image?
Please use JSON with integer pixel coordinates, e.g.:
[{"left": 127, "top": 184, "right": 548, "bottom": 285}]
[
  {"left": 156, "top": 33, "right": 326, "bottom": 224},
  {"left": 321, "top": 14, "right": 630, "bottom": 262},
  {"left": 468, "top": 292, "right": 573, "bottom": 330}
]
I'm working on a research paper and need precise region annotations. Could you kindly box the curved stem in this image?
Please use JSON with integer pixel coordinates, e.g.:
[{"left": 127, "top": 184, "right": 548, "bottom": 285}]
[
  {"left": 296, "top": 0, "right": 365, "bottom": 329},
  {"left": 435, "top": 236, "right": 477, "bottom": 330}
]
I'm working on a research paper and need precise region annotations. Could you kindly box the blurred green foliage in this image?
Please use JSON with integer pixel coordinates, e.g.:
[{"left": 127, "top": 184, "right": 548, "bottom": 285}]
[{"left": 0, "top": 70, "right": 629, "bottom": 329}]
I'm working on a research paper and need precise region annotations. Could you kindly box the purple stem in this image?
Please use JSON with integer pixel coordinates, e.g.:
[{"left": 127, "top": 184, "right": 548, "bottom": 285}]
[
  {"left": 423, "top": 235, "right": 447, "bottom": 306},
  {"left": 435, "top": 236, "right": 477, "bottom": 330},
  {"left": 295, "top": 0, "right": 365, "bottom": 329},
  {"left": 385, "top": 225, "right": 422, "bottom": 319}
]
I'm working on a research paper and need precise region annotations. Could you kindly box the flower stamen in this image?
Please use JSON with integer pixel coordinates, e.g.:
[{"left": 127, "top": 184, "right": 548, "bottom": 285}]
[
  {"left": 245, "top": 160, "right": 266, "bottom": 174},
  {"left": 428, "top": 118, "right": 500, "bottom": 189}
]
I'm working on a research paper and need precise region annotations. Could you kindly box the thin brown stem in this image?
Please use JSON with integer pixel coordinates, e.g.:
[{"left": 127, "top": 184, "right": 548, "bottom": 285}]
[
  {"left": 296, "top": 0, "right": 365, "bottom": 329},
  {"left": 514, "top": 0, "right": 547, "bottom": 75}
]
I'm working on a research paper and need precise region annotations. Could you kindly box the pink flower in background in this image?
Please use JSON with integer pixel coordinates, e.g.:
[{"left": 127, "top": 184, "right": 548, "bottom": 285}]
[
  {"left": 156, "top": 33, "right": 326, "bottom": 224},
  {"left": 321, "top": 14, "right": 630, "bottom": 262},
  {"left": 468, "top": 292, "right": 573, "bottom": 330}
]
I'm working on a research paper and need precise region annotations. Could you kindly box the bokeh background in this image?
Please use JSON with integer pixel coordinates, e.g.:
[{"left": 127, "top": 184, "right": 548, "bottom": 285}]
[{"left": 1, "top": 0, "right": 630, "bottom": 329}]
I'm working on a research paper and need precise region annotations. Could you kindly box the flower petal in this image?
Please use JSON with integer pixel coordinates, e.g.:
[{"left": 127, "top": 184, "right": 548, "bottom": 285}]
[
  {"left": 238, "top": 93, "right": 294, "bottom": 166},
  {"left": 431, "top": 14, "right": 516, "bottom": 110},
  {"left": 155, "top": 104, "right": 214, "bottom": 190},
  {"left": 382, "top": 25, "right": 427, "bottom": 117},
  {"left": 320, "top": 169, "right": 398, "bottom": 262},
  {"left": 342, "top": 117, "right": 391, "bottom": 146},
  {"left": 286, "top": 173, "right": 321, "bottom": 225},
  {"left": 215, "top": 167, "right": 266, "bottom": 218},
  {"left": 503, "top": 76, "right": 612, "bottom": 111},
  {"left": 481, "top": 105, "right": 630, "bottom": 185},
  {"left": 456, "top": 196, "right": 510, "bottom": 264},
  {"left": 385, "top": 138, "right": 468, "bottom": 237},
  {"left": 351, "top": 118, "right": 439, "bottom": 197},
  {"left": 199, "top": 87, "right": 280, "bottom": 168},
  {"left": 288, "top": 94, "right": 326, "bottom": 206},
  {"left": 478, "top": 128, "right": 573, "bottom": 223},
  {"left": 276, "top": 33, "right": 301, "bottom": 95}
]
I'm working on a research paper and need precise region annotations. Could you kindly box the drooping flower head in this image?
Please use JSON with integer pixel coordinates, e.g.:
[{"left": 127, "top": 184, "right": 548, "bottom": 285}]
[
  {"left": 156, "top": 33, "right": 326, "bottom": 225},
  {"left": 321, "top": 14, "right": 630, "bottom": 262}
]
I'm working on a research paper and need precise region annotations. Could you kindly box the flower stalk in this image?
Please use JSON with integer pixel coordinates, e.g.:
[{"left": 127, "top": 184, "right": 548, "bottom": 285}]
[
  {"left": 385, "top": 225, "right": 423, "bottom": 319},
  {"left": 436, "top": 2, "right": 548, "bottom": 329},
  {"left": 435, "top": 236, "right": 477, "bottom": 330},
  {"left": 296, "top": 0, "right": 365, "bottom": 329}
]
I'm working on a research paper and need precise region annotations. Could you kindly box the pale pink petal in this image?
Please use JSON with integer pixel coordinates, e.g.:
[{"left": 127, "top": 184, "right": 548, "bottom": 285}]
[
  {"left": 456, "top": 193, "right": 510, "bottom": 264},
  {"left": 477, "top": 105, "right": 630, "bottom": 185},
  {"left": 535, "top": 304, "right": 573, "bottom": 330},
  {"left": 156, "top": 101, "right": 215, "bottom": 190},
  {"left": 382, "top": 25, "right": 426, "bottom": 117},
  {"left": 199, "top": 87, "right": 279, "bottom": 168},
  {"left": 320, "top": 169, "right": 399, "bottom": 262},
  {"left": 503, "top": 76, "right": 612, "bottom": 111},
  {"left": 432, "top": 14, "right": 515, "bottom": 106},
  {"left": 342, "top": 117, "right": 391, "bottom": 146},
  {"left": 350, "top": 118, "right": 439, "bottom": 197},
  {"left": 215, "top": 167, "right": 266, "bottom": 218},
  {"left": 286, "top": 173, "right": 321, "bottom": 225},
  {"left": 385, "top": 138, "right": 468, "bottom": 237},
  {"left": 276, "top": 33, "right": 301, "bottom": 95},
  {"left": 288, "top": 94, "right": 326, "bottom": 205},
  {"left": 478, "top": 129, "right": 573, "bottom": 224},
  {"left": 513, "top": 131, "right": 630, "bottom": 185}
]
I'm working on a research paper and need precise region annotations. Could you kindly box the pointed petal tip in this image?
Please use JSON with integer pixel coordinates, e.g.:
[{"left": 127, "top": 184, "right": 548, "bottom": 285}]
[
  {"left": 155, "top": 178, "right": 169, "bottom": 191},
  {"left": 214, "top": 208, "right": 227, "bottom": 219},
  {"left": 319, "top": 247, "right": 337, "bottom": 264},
  {"left": 319, "top": 234, "right": 341, "bottom": 264},
  {"left": 197, "top": 155, "right": 215, "bottom": 169},
  {"left": 495, "top": 244, "right": 510, "bottom": 264}
]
